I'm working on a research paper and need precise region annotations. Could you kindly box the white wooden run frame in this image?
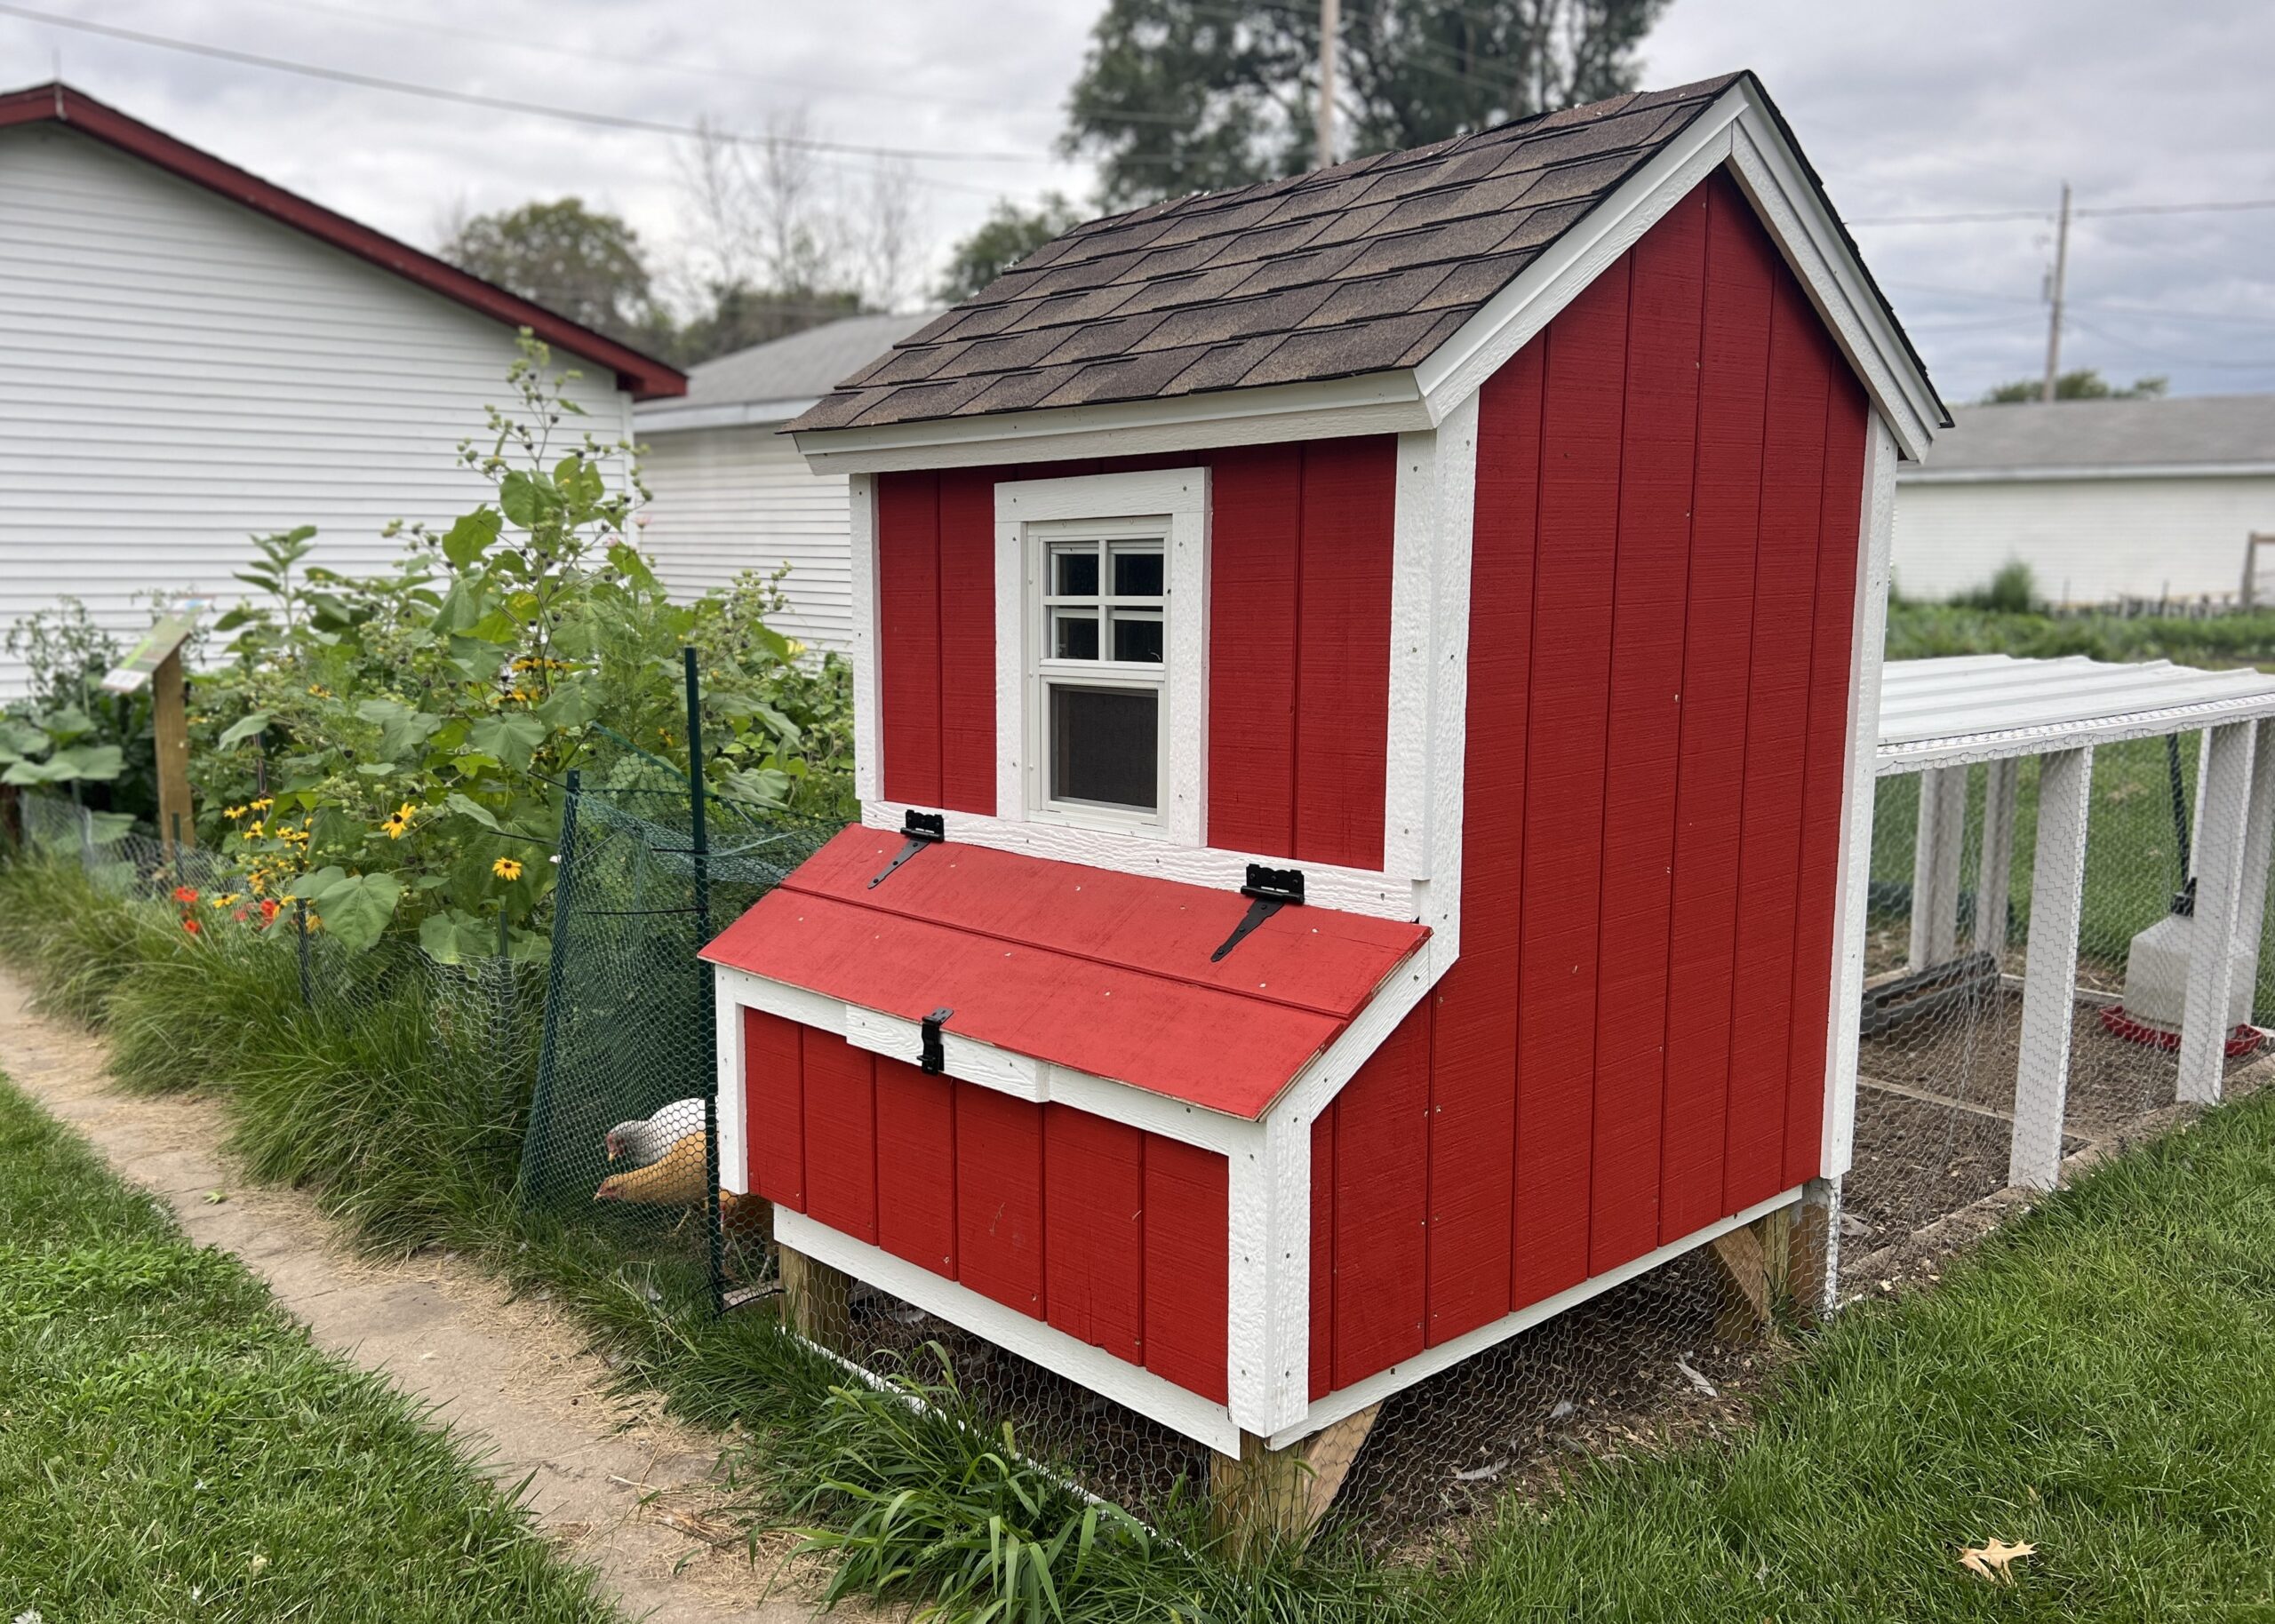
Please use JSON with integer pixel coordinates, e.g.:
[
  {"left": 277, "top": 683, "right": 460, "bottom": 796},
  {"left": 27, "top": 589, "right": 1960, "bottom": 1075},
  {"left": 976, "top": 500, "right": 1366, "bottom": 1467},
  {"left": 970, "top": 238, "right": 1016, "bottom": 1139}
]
[{"left": 1864, "top": 654, "right": 2275, "bottom": 1190}]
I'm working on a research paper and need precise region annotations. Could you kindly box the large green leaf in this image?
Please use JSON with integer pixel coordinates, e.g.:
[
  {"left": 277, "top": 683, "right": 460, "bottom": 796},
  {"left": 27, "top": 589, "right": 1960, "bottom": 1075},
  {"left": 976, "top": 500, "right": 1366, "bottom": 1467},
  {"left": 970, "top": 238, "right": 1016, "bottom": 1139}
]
[
  {"left": 498, "top": 469, "right": 555, "bottom": 529},
  {"left": 443, "top": 792, "right": 500, "bottom": 831},
  {"left": 47, "top": 743, "right": 123, "bottom": 783},
  {"left": 354, "top": 698, "right": 442, "bottom": 763},
  {"left": 306, "top": 872, "right": 403, "bottom": 952},
  {"left": 217, "top": 711, "right": 272, "bottom": 748},
  {"left": 467, "top": 713, "right": 546, "bottom": 772},
  {"left": 442, "top": 506, "right": 504, "bottom": 569},
  {"left": 418, "top": 909, "right": 493, "bottom": 965}
]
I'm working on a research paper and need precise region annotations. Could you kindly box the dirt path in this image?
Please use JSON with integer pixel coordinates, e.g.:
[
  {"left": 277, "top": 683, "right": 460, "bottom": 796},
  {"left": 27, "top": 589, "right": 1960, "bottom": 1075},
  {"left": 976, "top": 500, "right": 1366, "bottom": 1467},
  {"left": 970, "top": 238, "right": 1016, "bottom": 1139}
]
[{"left": 0, "top": 970, "right": 820, "bottom": 1624}]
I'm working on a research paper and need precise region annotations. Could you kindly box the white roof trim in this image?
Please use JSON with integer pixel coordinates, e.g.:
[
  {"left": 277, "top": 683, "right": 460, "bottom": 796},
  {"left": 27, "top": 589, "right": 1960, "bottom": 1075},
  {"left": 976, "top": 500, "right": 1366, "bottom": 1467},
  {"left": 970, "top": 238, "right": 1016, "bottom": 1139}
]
[
  {"left": 634, "top": 394, "right": 816, "bottom": 433},
  {"left": 794, "top": 370, "right": 1430, "bottom": 474},
  {"left": 1876, "top": 655, "right": 2275, "bottom": 774},
  {"left": 1900, "top": 461, "right": 2275, "bottom": 486},
  {"left": 790, "top": 80, "right": 1940, "bottom": 475}
]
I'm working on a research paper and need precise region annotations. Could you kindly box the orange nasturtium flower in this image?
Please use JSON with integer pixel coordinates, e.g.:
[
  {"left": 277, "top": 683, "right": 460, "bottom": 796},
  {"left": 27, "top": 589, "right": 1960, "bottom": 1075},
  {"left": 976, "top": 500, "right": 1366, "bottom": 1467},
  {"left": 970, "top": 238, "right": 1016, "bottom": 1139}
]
[
  {"left": 172, "top": 886, "right": 198, "bottom": 904},
  {"left": 491, "top": 856, "right": 523, "bottom": 882},
  {"left": 180, "top": 917, "right": 201, "bottom": 935}
]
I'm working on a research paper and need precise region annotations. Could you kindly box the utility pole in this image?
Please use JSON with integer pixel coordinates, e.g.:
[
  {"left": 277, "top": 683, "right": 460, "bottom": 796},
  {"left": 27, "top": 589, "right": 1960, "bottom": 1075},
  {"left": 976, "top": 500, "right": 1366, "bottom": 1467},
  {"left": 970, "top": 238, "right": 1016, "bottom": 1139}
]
[
  {"left": 2040, "top": 180, "right": 2071, "bottom": 403},
  {"left": 1315, "top": 0, "right": 1338, "bottom": 171}
]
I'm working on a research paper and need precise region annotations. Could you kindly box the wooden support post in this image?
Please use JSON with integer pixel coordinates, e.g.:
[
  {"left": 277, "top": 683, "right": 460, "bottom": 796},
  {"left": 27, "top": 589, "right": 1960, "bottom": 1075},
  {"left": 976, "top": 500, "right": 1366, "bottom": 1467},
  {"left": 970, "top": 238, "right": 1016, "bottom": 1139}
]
[
  {"left": 2179, "top": 721, "right": 2258, "bottom": 1103},
  {"left": 2010, "top": 747, "right": 2093, "bottom": 1190},
  {"left": 1787, "top": 1179, "right": 1840, "bottom": 1323},
  {"left": 1708, "top": 1205, "right": 1794, "bottom": 1339},
  {"left": 1208, "top": 1405, "right": 1381, "bottom": 1556},
  {"left": 152, "top": 646, "right": 195, "bottom": 859},
  {"left": 1976, "top": 756, "right": 2020, "bottom": 955},
  {"left": 2229, "top": 717, "right": 2275, "bottom": 1023},
  {"left": 776, "top": 1240, "right": 852, "bottom": 1351},
  {"left": 1908, "top": 766, "right": 1967, "bottom": 972}
]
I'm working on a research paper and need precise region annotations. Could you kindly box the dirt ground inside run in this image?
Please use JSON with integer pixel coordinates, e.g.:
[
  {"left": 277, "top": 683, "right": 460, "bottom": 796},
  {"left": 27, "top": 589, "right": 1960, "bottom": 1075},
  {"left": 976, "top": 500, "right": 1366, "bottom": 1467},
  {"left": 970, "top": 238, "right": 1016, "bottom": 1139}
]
[{"left": 0, "top": 969, "right": 828, "bottom": 1624}]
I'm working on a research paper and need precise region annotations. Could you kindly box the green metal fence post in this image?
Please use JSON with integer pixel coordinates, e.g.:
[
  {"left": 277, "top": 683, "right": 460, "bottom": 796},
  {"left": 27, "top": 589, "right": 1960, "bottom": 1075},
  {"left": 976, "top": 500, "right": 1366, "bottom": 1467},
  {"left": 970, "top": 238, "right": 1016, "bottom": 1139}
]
[
  {"left": 521, "top": 769, "right": 581, "bottom": 1203},
  {"left": 685, "top": 648, "right": 724, "bottom": 1315}
]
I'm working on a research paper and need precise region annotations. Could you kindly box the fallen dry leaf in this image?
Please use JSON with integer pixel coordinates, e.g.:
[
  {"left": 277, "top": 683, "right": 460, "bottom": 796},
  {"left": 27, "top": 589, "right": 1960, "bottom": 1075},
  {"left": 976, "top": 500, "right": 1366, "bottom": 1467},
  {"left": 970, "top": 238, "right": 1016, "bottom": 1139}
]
[{"left": 1959, "top": 1538, "right": 2037, "bottom": 1583}]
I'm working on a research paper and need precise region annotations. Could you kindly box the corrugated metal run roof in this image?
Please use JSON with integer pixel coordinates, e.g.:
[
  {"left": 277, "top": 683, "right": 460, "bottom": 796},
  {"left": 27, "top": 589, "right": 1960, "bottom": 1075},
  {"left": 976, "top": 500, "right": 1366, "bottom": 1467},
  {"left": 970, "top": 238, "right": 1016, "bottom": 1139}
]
[
  {"left": 1878, "top": 654, "right": 2275, "bottom": 772},
  {"left": 1904, "top": 394, "right": 2275, "bottom": 481}
]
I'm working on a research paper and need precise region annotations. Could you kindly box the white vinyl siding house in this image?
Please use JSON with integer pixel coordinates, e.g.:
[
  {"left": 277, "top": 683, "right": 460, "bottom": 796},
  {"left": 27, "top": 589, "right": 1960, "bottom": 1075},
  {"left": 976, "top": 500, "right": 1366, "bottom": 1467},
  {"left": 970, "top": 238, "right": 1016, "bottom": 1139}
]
[
  {"left": 635, "top": 426, "right": 856, "bottom": 653},
  {"left": 635, "top": 312, "right": 934, "bottom": 656},
  {"left": 0, "top": 88, "right": 679, "bottom": 695},
  {"left": 1893, "top": 396, "right": 2275, "bottom": 608}
]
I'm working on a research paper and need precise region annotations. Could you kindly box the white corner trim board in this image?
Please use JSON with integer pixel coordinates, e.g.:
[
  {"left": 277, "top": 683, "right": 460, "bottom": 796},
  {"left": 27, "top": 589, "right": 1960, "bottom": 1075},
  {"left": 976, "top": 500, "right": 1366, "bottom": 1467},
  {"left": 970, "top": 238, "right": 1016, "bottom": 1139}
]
[
  {"left": 1823, "top": 412, "right": 1900, "bottom": 1180},
  {"left": 1269, "top": 1184, "right": 1806, "bottom": 1450},
  {"left": 775, "top": 1206, "right": 1243, "bottom": 1457},
  {"left": 847, "top": 473, "right": 882, "bottom": 807}
]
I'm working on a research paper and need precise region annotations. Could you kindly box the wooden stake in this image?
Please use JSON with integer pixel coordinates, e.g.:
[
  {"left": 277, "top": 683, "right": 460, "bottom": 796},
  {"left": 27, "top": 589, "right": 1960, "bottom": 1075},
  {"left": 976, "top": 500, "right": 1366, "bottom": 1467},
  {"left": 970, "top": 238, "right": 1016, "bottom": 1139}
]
[
  {"left": 152, "top": 646, "right": 195, "bottom": 858},
  {"left": 1208, "top": 1403, "right": 1381, "bottom": 1555},
  {"left": 776, "top": 1241, "right": 851, "bottom": 1350},
  {"left": 1708, "top": 1206, "right": 1794, "bottom": 1339}
]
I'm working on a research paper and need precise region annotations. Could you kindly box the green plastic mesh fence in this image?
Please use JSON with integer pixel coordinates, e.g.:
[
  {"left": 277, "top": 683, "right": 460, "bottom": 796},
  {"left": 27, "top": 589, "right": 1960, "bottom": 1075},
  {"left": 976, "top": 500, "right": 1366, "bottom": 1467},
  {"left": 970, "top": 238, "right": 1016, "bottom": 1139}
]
[{"left": 517, "top": 733, "right": 842, "bottom": 1304}]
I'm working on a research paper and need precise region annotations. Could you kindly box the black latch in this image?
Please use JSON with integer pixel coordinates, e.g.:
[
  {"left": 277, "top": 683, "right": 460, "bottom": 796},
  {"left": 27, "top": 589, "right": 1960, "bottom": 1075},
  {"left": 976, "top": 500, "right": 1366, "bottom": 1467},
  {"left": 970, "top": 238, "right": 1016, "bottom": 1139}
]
[
  {"left": 920, "top": 1007, "right": 954, "bottom": 1074},
  {"left": 868, "top": 809, "right": 946, "bottom": 888},
  {"left": 1209, "top": 864, "right": 1305, "bottom": 962}
]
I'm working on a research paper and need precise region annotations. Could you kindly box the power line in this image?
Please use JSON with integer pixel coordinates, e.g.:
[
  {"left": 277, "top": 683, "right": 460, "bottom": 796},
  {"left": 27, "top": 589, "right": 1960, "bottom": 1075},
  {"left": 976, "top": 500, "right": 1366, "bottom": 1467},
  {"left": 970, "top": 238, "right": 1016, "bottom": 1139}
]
[
  {"left": 1853, "top": 196, "right": 2275, "bottom": 227},
  {"left": 0, "top": 2, "right": 1059, "bottom": 172}
]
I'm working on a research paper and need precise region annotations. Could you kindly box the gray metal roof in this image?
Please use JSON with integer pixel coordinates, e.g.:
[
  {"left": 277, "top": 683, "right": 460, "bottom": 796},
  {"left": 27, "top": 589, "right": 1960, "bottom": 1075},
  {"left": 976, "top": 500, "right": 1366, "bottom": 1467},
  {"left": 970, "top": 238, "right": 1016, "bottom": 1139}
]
[
  {"left": 787, "top": 76, "right": 1752, "bottom": 434},
  {"left": 637, "top": 311, "right": 941, "bottom": 428},
  {"left": 1878, "top": 654, "right": 2275, "bottom": 772},
  {"left": 1905, "top": 394, "right": 2275, "bottom": 482}
]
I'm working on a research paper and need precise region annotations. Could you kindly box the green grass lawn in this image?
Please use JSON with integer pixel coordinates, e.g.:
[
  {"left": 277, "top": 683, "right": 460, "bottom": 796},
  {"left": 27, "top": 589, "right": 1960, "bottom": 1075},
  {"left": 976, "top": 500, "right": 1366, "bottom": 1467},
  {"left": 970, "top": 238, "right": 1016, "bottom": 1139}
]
[
  {"left": 0, "top": 1076, "right": 619, "bottom": 1624},
  {"left": 1429, "top": 1087, "right": 2275, "bottom": 1620}
]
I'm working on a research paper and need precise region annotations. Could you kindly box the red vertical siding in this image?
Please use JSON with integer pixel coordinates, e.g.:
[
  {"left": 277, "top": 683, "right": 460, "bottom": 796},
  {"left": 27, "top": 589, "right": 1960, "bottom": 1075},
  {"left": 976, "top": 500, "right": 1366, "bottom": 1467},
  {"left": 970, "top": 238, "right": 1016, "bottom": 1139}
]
[
  {"left": 1587, "top": 187, "right": 1707, "bottom": 1273},
  {"left": 875, "top": 1058, "right": 957, "bottom": 1273},
  {"left": 1721, "top": 277, "right": 1834, "bottom": 1211},
  {"left": 744, "top": 1007, "right": 806, "bottom": 1209},
  {"left": 1206, "top": 446, "right": 1304, "bottom": 856},
  {"left": 1657, "top": 171, "right": 1779, "bottom": 1239},
  {"left": 1784, "top": 373, "right": 1871, "bottom": 1187},
  {"left": 954, "top": 1082, "right": 1047, "bottom": 1318},
  {"left": 1293, "top": 438, "right": 1396, "bottom": 869},
  {"left": 1512, "top": 259, "right": 1630, "bottom": 1305},
  {"left": 1042, "top": 1107, "right": 1145, "bottom": 1362},
  {"left": 1328, "top": 1004, "right": 1431, "bottom": 1390},
  {"left": 801, "top": 1029, "right": 878, "bottom": 1244},
  {"left": 1141, "top": 1135, "right": 1231, "bottom": 1404},
  {"left": 936, "top": 469, "right": 1000, "bottom": 814},
  {"left": 1312, "top": 169, "right": 1871, "bottom": 1397},
  {"left": 1423, "top": 341, "right": 1544, "bottom": 1348},
  {"left": 876, "top": 472, "right": 945, "bottom": 808}
]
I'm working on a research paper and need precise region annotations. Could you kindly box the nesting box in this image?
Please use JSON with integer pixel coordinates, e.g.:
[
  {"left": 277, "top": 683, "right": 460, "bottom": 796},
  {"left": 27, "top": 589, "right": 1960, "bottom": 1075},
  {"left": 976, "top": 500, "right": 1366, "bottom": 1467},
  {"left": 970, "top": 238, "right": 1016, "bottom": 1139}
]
[{"left": 702, "top": 70, "right": 1944, "bottom": 1469}]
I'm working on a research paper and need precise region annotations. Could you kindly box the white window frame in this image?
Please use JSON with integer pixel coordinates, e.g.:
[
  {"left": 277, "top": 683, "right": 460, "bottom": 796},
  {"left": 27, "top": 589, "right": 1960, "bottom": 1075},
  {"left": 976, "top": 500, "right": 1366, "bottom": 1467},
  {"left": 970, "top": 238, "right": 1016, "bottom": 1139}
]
[
  {"left": 1029, "top": 521, "right": 1171, "bottom": 827},
  {"left": 994, "top": 468, "right": 1210, "bottom": 846}
]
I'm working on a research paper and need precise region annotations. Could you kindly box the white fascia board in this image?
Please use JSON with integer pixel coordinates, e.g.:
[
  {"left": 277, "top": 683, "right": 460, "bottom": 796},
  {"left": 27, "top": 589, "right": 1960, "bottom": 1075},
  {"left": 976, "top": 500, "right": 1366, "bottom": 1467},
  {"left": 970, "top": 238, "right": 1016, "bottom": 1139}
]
[
  {"left": 792, "top": 372, "right": 1432, "bottom": 474},
  {"left": 1823, "top": 412, "right": 1898, "bottom": 1180},
  {"left": 861, "top": 799, "right": 1420, "bottom": 921},
  {"left": 1898, "top": 462, "right": 2275, "bottom": 485},
  {"left": 775, "top": 1207, "right": 1241, "bottom": 1456},
  {"left": 712, "top": 964, "right": 1243, "bottom": 1154},
  {"left": 1268, "top": 1184, "right": 1804, "bottom": 1449},
  {"left": 632, "top": 399, "right": 810, "bottom": 434},
  {"left": 1415, "top": 83, "right": 1939, "bottom": 462}
]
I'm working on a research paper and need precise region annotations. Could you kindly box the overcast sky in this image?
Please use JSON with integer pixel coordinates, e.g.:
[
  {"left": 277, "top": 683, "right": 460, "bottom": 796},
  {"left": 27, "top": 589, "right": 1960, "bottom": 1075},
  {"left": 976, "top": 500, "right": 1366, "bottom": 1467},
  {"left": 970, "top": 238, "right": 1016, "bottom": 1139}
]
[{"left": 5, "top": 0, "right": 2272, "bottom": 403}]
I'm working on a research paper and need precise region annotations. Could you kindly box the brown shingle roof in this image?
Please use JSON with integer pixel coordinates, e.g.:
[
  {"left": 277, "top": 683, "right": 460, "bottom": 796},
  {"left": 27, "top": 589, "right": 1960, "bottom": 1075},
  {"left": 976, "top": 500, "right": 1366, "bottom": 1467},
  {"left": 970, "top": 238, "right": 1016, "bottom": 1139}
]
[{"left": 791, "top": 75, "right": 1746, "bottom": 434}]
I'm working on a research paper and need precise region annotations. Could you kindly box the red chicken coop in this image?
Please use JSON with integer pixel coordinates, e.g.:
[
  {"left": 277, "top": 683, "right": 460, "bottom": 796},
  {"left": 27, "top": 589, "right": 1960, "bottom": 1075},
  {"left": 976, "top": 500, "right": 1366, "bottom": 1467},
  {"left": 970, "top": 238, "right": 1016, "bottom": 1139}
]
[{"left": 700, "top": 69, "right": 1945, "bottom": 1527}]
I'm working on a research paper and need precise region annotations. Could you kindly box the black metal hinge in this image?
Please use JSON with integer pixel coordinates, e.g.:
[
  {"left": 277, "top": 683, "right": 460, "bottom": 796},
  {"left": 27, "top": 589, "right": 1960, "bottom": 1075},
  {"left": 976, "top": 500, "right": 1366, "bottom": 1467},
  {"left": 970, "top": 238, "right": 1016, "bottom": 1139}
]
[
  {"left": 920, "top": 1007, "right": 954, "bottom": 1074},
  {"left": 868, "top": 808, "right": 946, "bottom": 888},
  {"left": 1210, "top": 864, "right": 1305, "bottom": 962}
]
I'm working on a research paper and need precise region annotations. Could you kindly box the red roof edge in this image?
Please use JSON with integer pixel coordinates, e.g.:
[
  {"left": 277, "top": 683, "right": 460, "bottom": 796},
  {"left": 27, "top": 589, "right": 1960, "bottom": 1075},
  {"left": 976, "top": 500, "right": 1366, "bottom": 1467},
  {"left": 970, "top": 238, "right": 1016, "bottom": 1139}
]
[{"left": 0, "top": 82, "right": 687, "bottom": 401}]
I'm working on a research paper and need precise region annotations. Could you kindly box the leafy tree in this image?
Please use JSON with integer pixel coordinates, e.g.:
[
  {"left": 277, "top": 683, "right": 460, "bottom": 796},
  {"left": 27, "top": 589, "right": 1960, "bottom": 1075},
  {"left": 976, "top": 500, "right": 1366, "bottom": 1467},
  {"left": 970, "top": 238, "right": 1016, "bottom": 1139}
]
[
  {"left": 438, "top": 198, "right": 667, "bottom": 350},
  {"left": 1981, "top": 368, "right": 2169, "bottom": 405},
  {"left": 671, "top": 283, "right": 866, "bottom": 366},
  {"left": 1063, "top": 0, "right": 1670, "bottom": 211},
  {"left": 939, "top": 194, "right": 1087, "bottom": 301}
]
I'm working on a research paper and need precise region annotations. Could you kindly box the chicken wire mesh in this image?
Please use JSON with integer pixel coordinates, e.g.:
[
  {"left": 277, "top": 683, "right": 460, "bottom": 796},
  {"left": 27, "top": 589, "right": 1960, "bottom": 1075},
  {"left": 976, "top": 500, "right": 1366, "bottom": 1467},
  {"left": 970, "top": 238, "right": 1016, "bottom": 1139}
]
[{"left": 1845, "top": 733, "right": 2275, "bottom": 1298}]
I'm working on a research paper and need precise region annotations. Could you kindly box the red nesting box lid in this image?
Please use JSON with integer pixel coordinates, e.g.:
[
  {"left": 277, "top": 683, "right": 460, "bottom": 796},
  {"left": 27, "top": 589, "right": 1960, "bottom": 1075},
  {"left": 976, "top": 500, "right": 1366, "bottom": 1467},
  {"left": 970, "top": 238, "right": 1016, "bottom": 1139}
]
[{"left": 700, "top": 825, "right": 1427, "bottom": 1118}]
